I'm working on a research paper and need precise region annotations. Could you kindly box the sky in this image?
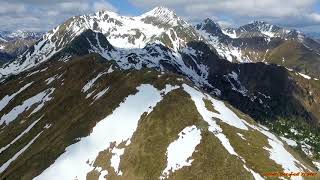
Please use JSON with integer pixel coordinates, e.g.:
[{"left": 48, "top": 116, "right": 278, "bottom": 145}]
[{"left": 0, "top": 0, "right": 319, "bottom": 33}]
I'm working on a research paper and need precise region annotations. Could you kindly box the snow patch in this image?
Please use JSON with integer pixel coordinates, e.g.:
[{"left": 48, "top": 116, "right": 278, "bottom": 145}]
[
  {"left": 107, "top": 66, "right": 114, "bottom": 73},
  {"left": 99, "top": 170, "right": 108, "bottom": 180},
  {"left": 0, "top": 116, "right": 43, "bottom": 153},
  {"left": 242, "top": 121, "right": 310, "bottom": 173},
  {"left": 82, "top": 72, "right": 107, "bottom": 93},
  {"left": 0, "top": 88, "right": 55, "bottom": 125},
  {"left": 301, "top": 143, "right": 313, "bottom": 157},
  {"left": 222, "top": 29, "right": 238, "bottom": 38},
  {"left": 160, "top": 125, "right": 201, "bottom": 179},
  {"left": 237, "top": 133, "right": 246, "bottom": 140},
  {"left": 0, "top": 131, "right": 43, "bottom": 173},
  {"left": 0, "top": 82, "right": 33, "bottom": 111},
  {"left": 280, "top": 136, "right": 297, "bottom": 147},
  {"left": 45, "top": 74, "right": 63, "bottom": 85},
  {"left": 160, "top": 84, "right": 180, "bottom": 95},
  {"left": 92, "top": 87, "right": 110, "bottom": 101},
  {"left": 313, "top": 161, "right": 320, "bottom": 171},
  {"left": 110, "top": 147, "right": 125, "bottom": 175},
  {"left": 243, "top": 165, "right": 264, "bottom": 180},
  {"left": 298, "top": 73, "right": 311, "bottom": 80},
  {"left": 183, "top": 85, "right": 236, "bottom": 152},
  {"left": 265, "top": 139, "right": 306, "bottom": 175},
  {"left": 225, "top": 71, "right": 249, "bottom": 97}
]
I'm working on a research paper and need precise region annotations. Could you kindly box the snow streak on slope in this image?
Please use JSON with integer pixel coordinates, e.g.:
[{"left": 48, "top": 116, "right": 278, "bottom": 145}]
[
  {"left": 298, "top": 72, "right": 311, "bottom": 80},
  {"left": 0, "top": 88, "right": 54, "bottom": 125},
  {"left": 222, "top": 29, "right": 237, "bottom": 38},
  {"left": 197, "top": 30, "right": 249, "bottom": 63},
  {"left": 82, "top": 72, "right": 107, "bottom": 93},
  {"left": 34, "top": 84, "right": 178, "bottom": 180},
  {"left": 266, "top": 140, "right": 305, "bottom": 179},
  {"left": 0, "top": 82, "right": 33, "bottom": 111},
  {"left": 0, "top": 116, "right": 43, "bottom": 154},
  {"left": 160, "top": 125, "right": 202, "bottom": 179},
  {"left": 183, "top": 84, "right": 248, "bottom": 131},
  {"left": 92, "top": 87, "right": 110, "bottom": 101},
  {"left": 183, "top": 84, "right": 264, "bottom": 180},
  {"left": 243, "top": 121, "right": 311, "bottom": 175},
  {"left": 0, "top": 131, "right": 43, "bottom": 173},
  {"left": 45, "top": 74, "right": 63, "bottom": 85}
]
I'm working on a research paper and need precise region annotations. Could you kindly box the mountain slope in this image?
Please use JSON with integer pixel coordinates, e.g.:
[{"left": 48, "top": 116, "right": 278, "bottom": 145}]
[
  {"left": 0, "top": 53, "right": 318, "bottom": 179},
  {"left": 1, "top": 8, "right": 320, "bottom": 162},
  {"left": 0, "top": 7, "right": 320, "bottom": 179}
]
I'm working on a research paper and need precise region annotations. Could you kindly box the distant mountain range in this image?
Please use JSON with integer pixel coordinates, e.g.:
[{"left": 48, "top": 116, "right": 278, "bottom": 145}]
[
  {"left": 306, "top": 32, "right": 320, "bottom": 43},
  {"left": 0, "top": 30, "right": 44, "bottom": 65},
  {"left": 196, "top": 19, "right": 320, "bottom": 77},
  {"left": 0, "top": 7, "right": 320, "bottom": 179}
]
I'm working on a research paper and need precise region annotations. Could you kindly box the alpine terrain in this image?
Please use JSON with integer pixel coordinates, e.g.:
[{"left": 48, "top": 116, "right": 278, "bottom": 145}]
[
  {"left": 0, "top": 30, "right": 43, "bottom": 65},
  {"left": 0, "top": 6, "right": 319, "bottom": 180}
]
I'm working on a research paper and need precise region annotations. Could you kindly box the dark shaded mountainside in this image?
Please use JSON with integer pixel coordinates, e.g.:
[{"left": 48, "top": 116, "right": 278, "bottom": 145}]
[{"left": 0, "top": 7, "right": 320, "bottom": 179}]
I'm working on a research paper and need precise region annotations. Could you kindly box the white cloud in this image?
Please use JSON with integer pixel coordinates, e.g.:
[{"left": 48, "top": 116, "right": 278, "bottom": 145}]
[
  {"left": 0, "top": 1, "right": 26, "bottom": 14},
  {"left": 0, "top": 0, "right": 119, "bottom": 32},
  {"left": 309, "top": 13, "right": 320, "bottom": 22},
  {"left": 0, "top": 0, "right": 318, "bottom": 32},
  {"left": 129, "top": 0, "right": 320, "bottom": 28},
  {"left": 58, "top": 2, "right": 90, "bottom": 12},
  {"left": 217, "top": 20, "right": 233, "bottom": 28},
  {"left": 93, "top": 0, "right": 118, "bottom": 12}
]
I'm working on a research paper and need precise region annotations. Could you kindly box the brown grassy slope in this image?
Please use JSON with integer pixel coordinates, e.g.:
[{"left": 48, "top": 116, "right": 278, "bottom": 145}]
[{"left": 266, "top": 40, "right": 320, "bottom": 77}]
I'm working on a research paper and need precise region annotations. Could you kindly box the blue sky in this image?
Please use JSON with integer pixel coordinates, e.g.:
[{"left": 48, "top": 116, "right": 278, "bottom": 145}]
[
  {"left": 316, "top": 3, "right": 320, "bottom": 11},
  {"left": 0, "top": 0, "right": 319, "bottom": 33},
  {"left": 108, "top": 0, "right": 141, "bottom": 15}
]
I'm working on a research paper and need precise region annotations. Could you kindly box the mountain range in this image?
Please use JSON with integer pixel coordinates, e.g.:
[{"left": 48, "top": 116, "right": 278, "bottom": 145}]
[
  {"left": 0, "top": 6, "right": 320, "bottom": 180},
  {"left": 0, "top": 30, "right": 44, "bottom": 65},
  {"left": 306, "top": 32, "right": 320, "bottom": 43},
  {"left": 197, "top": 19, "right": 320, "bottom": 77}
]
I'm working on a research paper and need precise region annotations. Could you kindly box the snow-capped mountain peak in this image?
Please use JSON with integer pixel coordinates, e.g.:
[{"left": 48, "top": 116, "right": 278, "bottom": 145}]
[
  {"left": 142, "top": 6, "right": 177, "bottom": 19},
  {"left": 140, "top": 6, "right": 186, "bottom": 27},
  {"left": 237, "top": 20, "right": 295, "bottom": 38},
  {"left": 0, "top": 7, "right": 202, "bottom": 78}
]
